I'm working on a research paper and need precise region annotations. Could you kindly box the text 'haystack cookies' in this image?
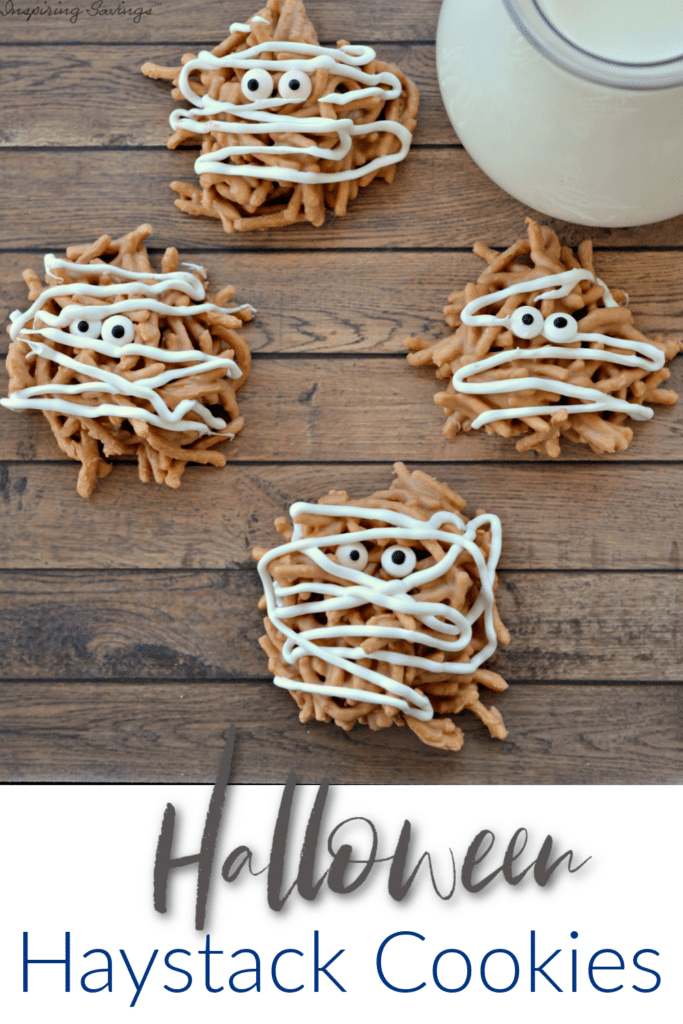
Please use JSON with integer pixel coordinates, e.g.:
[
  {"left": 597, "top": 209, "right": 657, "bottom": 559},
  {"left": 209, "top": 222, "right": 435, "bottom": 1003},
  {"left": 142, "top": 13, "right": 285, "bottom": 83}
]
[
  {"left": 3, "top": 225, "right": 253, "bottom": 497},
  {"left": 141, "top": 0, "right": 419, "bottom": 233},
  {"left": 254, "top": 463, "right": 510, "bottom": 751},
  {"left": 406, "top": 219, "right": 682, "bottom": 456}
]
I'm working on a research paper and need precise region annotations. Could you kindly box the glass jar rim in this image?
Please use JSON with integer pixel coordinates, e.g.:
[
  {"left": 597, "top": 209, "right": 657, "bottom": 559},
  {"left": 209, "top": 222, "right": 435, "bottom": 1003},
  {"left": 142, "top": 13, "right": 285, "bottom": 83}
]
[{"left": 503, "top": 0, "right": 683, "bottom": 89}]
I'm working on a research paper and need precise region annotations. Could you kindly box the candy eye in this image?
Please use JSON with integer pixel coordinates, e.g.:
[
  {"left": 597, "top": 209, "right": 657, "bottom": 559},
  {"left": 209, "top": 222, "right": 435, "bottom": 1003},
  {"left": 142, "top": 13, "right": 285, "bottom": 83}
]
[
  {"left": 544, "top": 312, "right": 579, "bottom": 343},
  {"left": 381, "top": 545, "right": 417, "bottom": 578},
  {"left": 101, "top": 315, "right": 135, "bottom": 346},
  {"left": 509, "top": 305, "right": 544, "bottom": 340},
  {"left": 241, "top": 68, "right": 274, "bottom": 101},
  {"left": 69, "top": 318, "right": 100, "bottom": 339},
  {"left": 278, "top": 69, "right": 312, "bottom": 101},
  {"left": 335, "top": 543, "right": 369, "bottom": 571}
]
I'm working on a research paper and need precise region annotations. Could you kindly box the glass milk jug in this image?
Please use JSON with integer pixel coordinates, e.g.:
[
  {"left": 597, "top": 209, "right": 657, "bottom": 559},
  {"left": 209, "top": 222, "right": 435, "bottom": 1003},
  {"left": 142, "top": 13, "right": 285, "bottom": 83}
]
[{"left": 436, "top": 0, "right": 683, "bottom": 226}]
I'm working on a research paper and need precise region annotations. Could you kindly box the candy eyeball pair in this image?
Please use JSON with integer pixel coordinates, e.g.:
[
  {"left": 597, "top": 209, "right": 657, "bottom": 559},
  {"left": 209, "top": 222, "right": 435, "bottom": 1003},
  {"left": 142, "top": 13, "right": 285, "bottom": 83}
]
[
  {"left": 336, "top": 542, "right": 417, "bottom": 578},
  {"left": 241, "top": 67, "right": 313, "bottom": 102},
  {"left": 510, "top": 306, "right": 579, "bottom": 343},
  {"left": 69, "top": 314, "right": 135, "bottom": 346}
]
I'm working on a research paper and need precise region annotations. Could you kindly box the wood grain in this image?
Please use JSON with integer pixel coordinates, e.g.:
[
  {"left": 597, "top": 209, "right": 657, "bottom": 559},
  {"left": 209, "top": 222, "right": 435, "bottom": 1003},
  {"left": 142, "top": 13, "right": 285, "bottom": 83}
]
[
  {"left": 1, "top": 0, "right": 681, "bottom": 784},
  {"left": 1, "top": 357, "right": 681, "bottom": 463},
  {"left": 0, "top": 462, "right": 681, "bottom": 571},
  {"left": 1, "top": 569, "right": 680, "bottom": 681},
  {"left": 3, "top": 250, "right": 682, "bottom": 355},
  {"left": 0, "top": 682, "right": 679, "bottom": 784},
  {"left": 0, "top": 0, "right": 443, "bottom": 45},
  {"left": 0, "top": 43, "right": 448, "bottom": 147},
  {"left": 4, "top": 149, "right": 683, "bottom": 251}
]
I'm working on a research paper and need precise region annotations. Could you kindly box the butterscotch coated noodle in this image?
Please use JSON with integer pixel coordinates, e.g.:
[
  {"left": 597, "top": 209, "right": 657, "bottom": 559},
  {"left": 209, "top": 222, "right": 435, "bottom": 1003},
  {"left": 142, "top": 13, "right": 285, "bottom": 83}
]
[
  {"left": 254, "top": 463, "right": 510, "bottom": 752},
  {"left": 3, "top": 225, "right": 253, "bottom": 497},
  {"left": 141, "top": 0, "right": 419, "bottom": 232},
  {"left": 406, "top": 219, "right": 682, "bottom": 456}
]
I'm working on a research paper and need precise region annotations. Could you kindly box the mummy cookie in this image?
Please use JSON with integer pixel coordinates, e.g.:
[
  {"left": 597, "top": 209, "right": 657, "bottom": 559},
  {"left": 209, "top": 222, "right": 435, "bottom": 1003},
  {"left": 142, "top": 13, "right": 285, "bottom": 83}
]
[
  {"left": 141, "top": 0, "right": 419, "bottom": 232},
  {"left": 406, "top": 219, "right": 682, "bottom": 456},
  {"left": 3, "top": 225, "right": 253, "bottom": 496},
  {"left": 254, "top": 463, "right": 510, "bottom": 751}
]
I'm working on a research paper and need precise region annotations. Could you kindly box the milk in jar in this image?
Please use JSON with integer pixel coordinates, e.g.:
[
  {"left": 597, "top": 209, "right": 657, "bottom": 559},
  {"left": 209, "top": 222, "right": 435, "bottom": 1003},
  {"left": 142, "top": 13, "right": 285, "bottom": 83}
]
[{"left": 436, "top": 0, "right": 683, "bottom": 226}]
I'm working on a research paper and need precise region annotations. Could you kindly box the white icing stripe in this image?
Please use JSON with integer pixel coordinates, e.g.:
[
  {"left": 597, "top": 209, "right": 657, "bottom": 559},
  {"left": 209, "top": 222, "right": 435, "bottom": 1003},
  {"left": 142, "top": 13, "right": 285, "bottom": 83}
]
[
  {"left": 44, "top": 254, "right": 206, "bottom": 293},
  {"left": 180, "top": 261, "right": 207, "bottom": 278},
  {"left": 25, "top": 331, "right": 243, "bottom": 371},
  {"left": 177, "top": 42, "right": 400, "bottom": 89},
  {"left": 454, "top": 269, "right": 664, "bottom": 428},
  {"left": 596, "top": 278, "right": 620, "bottom": 308},
  {"left": 10, "top": 255, "right": 252, "bottom": 344},
  {"left": 258, "top": 502, "right": 502, "bottom": 721},
  {"left": 190, "top": 119, "right": 411, "bottom": 185},
  {"left": 460, "top": 269, "right": 593, "bottom": 325},
  {"left": 2, "top": 254, "right": 248, "bottom": 434},
  {"left": 19, "top": 340, "right": 236, "bottom": 416},
  {"left": 273, "top": 676, "right": 426, "bottom": 715},
  {"left": 170, "top": 40, "right": 413, "bottom": 186},
  {"left": 1, "top": 395, "right": 233, "bottom": 435},
  {"left": 16, "top": 295, "right": 246, "bottom": 338}
]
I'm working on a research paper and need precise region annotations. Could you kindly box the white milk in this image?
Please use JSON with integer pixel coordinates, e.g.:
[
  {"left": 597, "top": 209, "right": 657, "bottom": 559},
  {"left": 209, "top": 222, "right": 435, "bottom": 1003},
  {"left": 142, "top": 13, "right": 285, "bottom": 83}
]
[
  {"left": 436, "top": 0, "right": 683, "bottom": 226},
  {"left": 538, "top": 0, "right": 683, "bottom": 64}
]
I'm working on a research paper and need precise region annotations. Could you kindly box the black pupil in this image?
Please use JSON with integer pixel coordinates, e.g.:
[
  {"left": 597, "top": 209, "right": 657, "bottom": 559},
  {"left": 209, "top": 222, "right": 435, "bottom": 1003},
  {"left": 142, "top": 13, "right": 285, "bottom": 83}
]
[
  {"left": 288, "top": 77, "right": 300, "bottom": 90},
  {"left": 78, "top": 321, "right": 89, "bottom": 333},
  {"left": 521, "top": 313, "right": 534, "bottom": 325},
  {"left": 247, "top": 77, "right": 260, "bottom": 92},
  {"left": 112, "top": 324, "right": 126, "bottom": 339},
  {"left": 554, "top": 317, "right": 568, "bottom": 328},
  {"left": 349, "top": 549, "right": 360, "bottom": 561},
  {"left": 391, "top": 550, "right": 406, "bottom": 564}
]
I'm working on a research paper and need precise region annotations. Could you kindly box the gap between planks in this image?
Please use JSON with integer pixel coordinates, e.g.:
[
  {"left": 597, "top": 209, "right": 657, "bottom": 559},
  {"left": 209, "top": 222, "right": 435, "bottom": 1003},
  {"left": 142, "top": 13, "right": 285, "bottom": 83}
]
[
  {"left": 1, "top": 358, "right": 681, "bottom": 463},
  {"left": 4, "top": 149, "right": 683, "bottom": 249},
  {"left": 0, "top": 462, "right": 681, "bottom": 570},
  {"left": 3, "top": 251, "right": 682, "bottom": 355},
  {"left": 2, "top": 570, "right": 681, "bottom": 681},
  {"left": 0, "top": 682, "right": 679, "bottom": 784}
]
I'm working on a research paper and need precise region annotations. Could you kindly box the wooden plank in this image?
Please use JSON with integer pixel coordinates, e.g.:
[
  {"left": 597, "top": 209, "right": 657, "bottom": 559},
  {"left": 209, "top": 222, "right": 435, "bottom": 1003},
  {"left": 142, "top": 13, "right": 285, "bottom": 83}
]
[
  {"left": 3, "top": 249, "right": 682, "bottom": 355},
  {"left": 1, "top": 570, "right": 680, "bottom": 681},
  {"left": 0, "top": 462, "right": 681, "bottom": 571},
  {"left": 1, "top": 356, "right": 681, "bottom": 463},
  {"left": 0, "top": 0, "right": 442, "bottom": 45},
  {"left": 0, "top": 681, "right": 679, "bottom": 784},
  {"left": 4, "top": 0, "right": 682, "bottom": 792},
  {"left": 3, "top": 149, "right": 683, "bottom": 250},
  {"left": 0, "top": 43, "right": 448, "bottom": 147}
]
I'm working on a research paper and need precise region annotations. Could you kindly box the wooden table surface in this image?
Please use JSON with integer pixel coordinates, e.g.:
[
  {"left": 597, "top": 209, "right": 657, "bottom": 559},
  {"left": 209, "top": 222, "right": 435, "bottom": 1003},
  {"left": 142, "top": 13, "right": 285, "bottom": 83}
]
[{"left": 1, "top": 0, "right": 681, "bottom": 784}]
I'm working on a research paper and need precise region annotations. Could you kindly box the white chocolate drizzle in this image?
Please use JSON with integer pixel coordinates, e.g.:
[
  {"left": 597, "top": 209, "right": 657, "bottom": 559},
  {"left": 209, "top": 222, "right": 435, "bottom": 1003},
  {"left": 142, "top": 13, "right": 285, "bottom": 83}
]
[
  {"left": 170, "top": 40, "right": 413, "bottom": 185},
  {"left": 2, "top": 255, "right": 253, "bottom": 435},
  {"left": 453, "top": 268, "right": 664, "bottom": 428},
  {"left": 257, "top": 502, "right": 503, "bottom": 721}
]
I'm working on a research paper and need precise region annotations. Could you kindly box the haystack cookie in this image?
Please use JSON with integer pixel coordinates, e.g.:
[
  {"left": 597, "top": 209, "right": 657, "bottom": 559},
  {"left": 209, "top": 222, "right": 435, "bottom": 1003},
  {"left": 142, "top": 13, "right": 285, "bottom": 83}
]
[
  {"left": 141, "top": 0, "right": 419, "bottom": 232},
  {"left": 406, "top": 219, "right": 682, "bottom": 456},
  {"left": 3, "top": 225, "right": 253, "bottom": 497},
  {"left": 253, "top": 463, "right": 509, "bottom": 752}
]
